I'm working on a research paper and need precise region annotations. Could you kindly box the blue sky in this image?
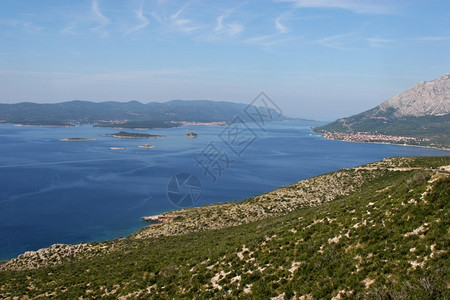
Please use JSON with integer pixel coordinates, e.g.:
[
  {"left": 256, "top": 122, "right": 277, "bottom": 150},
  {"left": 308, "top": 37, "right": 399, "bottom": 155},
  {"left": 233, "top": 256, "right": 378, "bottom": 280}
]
[{"left": 0, "top": 0, "right": 449, "bottom": 120}]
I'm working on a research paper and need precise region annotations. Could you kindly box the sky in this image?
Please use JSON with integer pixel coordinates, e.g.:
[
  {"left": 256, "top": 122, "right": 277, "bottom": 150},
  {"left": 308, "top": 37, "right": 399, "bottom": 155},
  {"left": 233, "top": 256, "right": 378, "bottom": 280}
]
[{"left": 0, "top": 0, "right": 449, "bottom": 120}]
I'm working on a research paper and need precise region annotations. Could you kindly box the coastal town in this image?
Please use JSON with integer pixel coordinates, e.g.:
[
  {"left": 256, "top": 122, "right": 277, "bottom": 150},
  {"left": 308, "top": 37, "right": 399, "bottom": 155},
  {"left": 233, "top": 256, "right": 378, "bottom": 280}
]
[
  {"left": 175, "top": 121, "right": 228, "bottom": 126},
  {"left": 322, "top": 131, "right": 429, "bottom": 146}
]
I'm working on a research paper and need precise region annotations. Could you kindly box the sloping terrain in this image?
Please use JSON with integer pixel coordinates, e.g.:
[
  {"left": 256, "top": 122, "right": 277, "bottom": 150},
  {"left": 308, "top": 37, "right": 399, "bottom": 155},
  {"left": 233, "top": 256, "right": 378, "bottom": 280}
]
[
  {"left": 314, "top": 74, "right": 450, "bottom": 148},
  {"left": 0, "top": 156, "right": 449, "bottom": 299},
  {"left": 0, "top": 100, "right": 286, "bottom": 128}
]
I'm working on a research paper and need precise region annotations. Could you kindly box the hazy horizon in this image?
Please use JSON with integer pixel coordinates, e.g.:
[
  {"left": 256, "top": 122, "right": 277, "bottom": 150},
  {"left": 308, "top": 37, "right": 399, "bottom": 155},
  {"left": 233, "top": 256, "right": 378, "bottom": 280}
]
[{"left": 1, "top": 0, "right": 449, "bottom": 120}]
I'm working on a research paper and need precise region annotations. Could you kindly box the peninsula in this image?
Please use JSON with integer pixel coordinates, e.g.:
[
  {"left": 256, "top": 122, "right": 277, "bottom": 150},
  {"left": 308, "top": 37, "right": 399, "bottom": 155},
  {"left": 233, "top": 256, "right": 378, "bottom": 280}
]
[{"left": 314, "top": 73, "right": 450, "bottom": 149}]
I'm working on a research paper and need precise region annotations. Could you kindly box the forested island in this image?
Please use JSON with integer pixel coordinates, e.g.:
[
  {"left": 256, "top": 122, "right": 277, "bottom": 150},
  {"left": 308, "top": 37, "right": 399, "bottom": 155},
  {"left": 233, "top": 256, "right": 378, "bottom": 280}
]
[
  {"left": 104, "top": 131, "right": 166, "bottom": 139},
  {"left": 59, "top": 138, "right": 96, "bottom": 142},
  {"left": 0, "top": 100, "right": 287, "bottom": 128}
]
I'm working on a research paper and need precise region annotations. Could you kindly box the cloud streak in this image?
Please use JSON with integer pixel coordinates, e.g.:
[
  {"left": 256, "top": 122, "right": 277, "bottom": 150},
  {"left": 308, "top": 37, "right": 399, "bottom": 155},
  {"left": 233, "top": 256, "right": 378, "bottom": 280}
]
[
  {"left": 169, "top": 3, "right": 200, "bottom": 32},
  {"left": 415, "top": 36, "right": 450, "bottom": 42},
  {"left": 212, "top": 14, "right": 244, "bottom": 37},
  {"left": 366, "top": 37, "right": 395, "bottom": 48},
  {"left": 275, "top": 17, "right": 288, "bottom": 33},
  {"left": 244, "top": 33, "right": 295, "bottom": 47},
  {"left": 0, "top": 18, "right": 43, "bottom": 34},
  {"left": 315, "top": 33, "right": 359, "bottom": 51},
  {"left": 127, "top": 3, "right": 150, "bottom": 34},
  {"left": 278, "top": 0, "right": 396, "bottom": 15},
  {"left": 364, "top": 36, "right": 450, "bottom": 48},
  {"left": 91, "top": 0, "right": 109, "bottom": 36}
]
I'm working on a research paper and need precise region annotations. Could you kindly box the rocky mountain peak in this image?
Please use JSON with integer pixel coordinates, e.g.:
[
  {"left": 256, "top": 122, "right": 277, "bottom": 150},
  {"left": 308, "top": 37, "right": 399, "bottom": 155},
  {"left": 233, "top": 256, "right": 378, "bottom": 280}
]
[{"left": 379, "top": 73, "right": 450, "bottom": 117}]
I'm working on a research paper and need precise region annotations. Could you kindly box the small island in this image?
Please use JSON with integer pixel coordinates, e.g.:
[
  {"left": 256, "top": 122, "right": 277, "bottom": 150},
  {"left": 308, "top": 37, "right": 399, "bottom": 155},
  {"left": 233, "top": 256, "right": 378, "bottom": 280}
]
[
  {"left": 105, "top": 131, "right": 166, "bottom": 139},
  {"left": 137, "top": 144, "right": 156, "bottom": 149},
  {"left": 186, "top": 132, "right": 198, "bottom": 138},
  {"left": 60, "top": 138, "right": 96, "bottom": 142}
]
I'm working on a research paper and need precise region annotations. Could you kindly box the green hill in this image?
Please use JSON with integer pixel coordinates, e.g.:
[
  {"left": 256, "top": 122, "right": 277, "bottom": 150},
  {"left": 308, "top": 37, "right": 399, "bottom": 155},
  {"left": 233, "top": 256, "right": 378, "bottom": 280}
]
[
  {"left": 1, "top": 156, "right": 449, "bottom": 299},
  {"left": 0, "top": 100, "right": 286, "bottom": 128},
  {"left": 314, "top": 74, "right": 450, "bottom": 148}
]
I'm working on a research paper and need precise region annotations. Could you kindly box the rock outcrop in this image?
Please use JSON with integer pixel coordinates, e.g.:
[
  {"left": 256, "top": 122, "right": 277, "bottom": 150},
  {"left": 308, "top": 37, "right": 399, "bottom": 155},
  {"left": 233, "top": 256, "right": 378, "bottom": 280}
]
[
  {"left": 314, "top": 73, "right": 450, "bottom": 148},
  {"left": 379, "top": 73, "right": 450, "bottom": 117}
]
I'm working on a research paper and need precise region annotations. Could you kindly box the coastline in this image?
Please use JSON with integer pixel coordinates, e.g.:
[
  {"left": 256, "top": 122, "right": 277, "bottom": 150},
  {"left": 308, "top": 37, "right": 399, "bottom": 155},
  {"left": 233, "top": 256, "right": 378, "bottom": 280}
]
[
  {"left": 1, "top": 123, "right": 449, "bottom": 262},
  {"left": 2, "top": 156, "right": 449, "bottom": 270},
  {"left": 320, "top": 134, "right": 450, "bottom": 151},
  {"left": 14, "top": 124, "right": 72, "bottom": 128}
]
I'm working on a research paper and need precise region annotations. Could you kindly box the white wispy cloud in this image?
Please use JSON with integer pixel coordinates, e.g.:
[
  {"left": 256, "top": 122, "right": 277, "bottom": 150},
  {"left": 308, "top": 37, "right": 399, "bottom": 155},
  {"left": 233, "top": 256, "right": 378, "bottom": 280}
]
[
  {"left": 60, "top": 23, "right": 76, "bottom": 35},
  {"left": 150, "top": 11, "right": 162, "bottom": 23},
  {"left": 275, "top": 17, "right": 288, "bottom": 33},
  {"left": 228, "top": 23, "right": 244, "bottom": 36},
  {"left": 149, "top": 4, "right": 199, "bottom": 34},
  {"left": 91, "top": 0, "right": 109, "bottom": 35},
  {"left": 244, "top": 34, "right": 295, "bottom": 47},
  {"left": 415, "top": 36, "right": 450, "bottom": 42},
  {"left": 1, "top": 18, "right": 43, "bottom": 34},
  {"left": 174, "top": 18, "right": 199, "bottom": 32},
  {"left": 215, "top": 15, "right": 224, "bottom": 31},
  {"left": 366, "top": 37, "right": 395, "bottom": 47},
  {"left": 193, "top": 3, "right": 246, "bottom": 42},
  {"left": 0, "top": 18, "right": 20, "bottom": 27},
  {"left": 127, "top": 3, "right": 150, "bottom": 34},
  {"left": 278, "top": 0, "right": 396, "bottom": 15},
  {"left": 169, "top": 4, "right": 200, "bottom": 32},
  {"left": 365, "top": 36, "right": 450, "bottom": 47},
  {"left": 212, "top": 14, "right": 244, "bottom": 37},
  {"left": 315, "top": 33, "right": 359, "bottom": 51},
  {"left": 23, "top": 22, "right": 44, "bottom": 34},
  {"left": 0, "top": 69, "right": 201, "bottom": 81},
  {"left": 171, "top": 5, "right": 185, "bottom": 20}
]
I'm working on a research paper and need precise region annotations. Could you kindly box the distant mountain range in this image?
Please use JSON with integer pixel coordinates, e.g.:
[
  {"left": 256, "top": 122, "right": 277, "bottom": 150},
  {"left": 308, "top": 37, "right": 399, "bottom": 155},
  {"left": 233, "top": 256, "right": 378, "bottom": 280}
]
[
  {"left": 314, "top": 73, "right": 450, "bottom": 148},
  {"left": 0, "top": 100, "right": 286, "bottom": 128}
]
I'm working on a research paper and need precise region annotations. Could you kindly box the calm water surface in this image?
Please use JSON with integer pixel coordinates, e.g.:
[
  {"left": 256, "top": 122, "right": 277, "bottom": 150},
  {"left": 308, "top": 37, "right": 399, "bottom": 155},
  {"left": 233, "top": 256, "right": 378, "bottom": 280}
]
[{"left": 0, "top": 121, "right": 448, "bottom": 259}]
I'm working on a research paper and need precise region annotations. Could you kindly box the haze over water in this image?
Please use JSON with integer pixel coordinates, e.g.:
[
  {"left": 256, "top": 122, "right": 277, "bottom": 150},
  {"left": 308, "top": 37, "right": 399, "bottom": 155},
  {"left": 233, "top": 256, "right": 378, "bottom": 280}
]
[{"left": 0, "top": 121, "right": 448, "bottom": 260}]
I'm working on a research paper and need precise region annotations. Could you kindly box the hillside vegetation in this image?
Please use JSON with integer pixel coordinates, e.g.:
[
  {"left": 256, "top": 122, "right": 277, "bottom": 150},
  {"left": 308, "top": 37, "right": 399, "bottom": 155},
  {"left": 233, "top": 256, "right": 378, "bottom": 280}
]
[
  {"left": 0, "top": 100, "right": 286, "bottom": 128},
  {"left": 314, "top": 111, "right": 450, "bottom": 148},
  {"left": 0, "top": 156, "right": 449, "bottom": 299},
  {"left": 314, "top": 73, "right": 450, "bottom": 148}
]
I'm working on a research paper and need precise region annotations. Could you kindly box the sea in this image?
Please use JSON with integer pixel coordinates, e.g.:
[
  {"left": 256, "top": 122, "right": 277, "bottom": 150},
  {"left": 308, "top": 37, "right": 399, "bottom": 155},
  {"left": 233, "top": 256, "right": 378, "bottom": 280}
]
[{"left": 0, "top": 121, "right": 448, "bottom": 260}]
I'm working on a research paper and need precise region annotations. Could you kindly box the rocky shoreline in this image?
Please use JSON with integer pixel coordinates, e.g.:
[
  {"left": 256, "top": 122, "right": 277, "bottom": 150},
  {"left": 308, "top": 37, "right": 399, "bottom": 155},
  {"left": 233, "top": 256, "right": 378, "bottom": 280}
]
[
  {"left": 141, "top": 214, "right": 184, "bottom": 224},
  {"left": 2, "top": 157, "right": 449, "bottom": 272}
]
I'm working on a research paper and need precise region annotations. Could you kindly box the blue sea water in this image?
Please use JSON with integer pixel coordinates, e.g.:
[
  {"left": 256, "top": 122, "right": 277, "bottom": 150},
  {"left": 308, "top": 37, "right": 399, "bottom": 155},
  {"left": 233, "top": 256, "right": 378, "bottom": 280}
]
[{"left": 0, "top": 121, "right": 448, "bottom": 260}]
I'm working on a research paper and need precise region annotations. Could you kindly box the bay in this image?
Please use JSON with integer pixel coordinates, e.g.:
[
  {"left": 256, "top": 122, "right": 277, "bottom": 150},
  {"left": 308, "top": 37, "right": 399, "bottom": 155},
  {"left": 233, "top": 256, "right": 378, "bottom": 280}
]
[{"left": 0, "top": 121, "right": 448, "bottom": 260}]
